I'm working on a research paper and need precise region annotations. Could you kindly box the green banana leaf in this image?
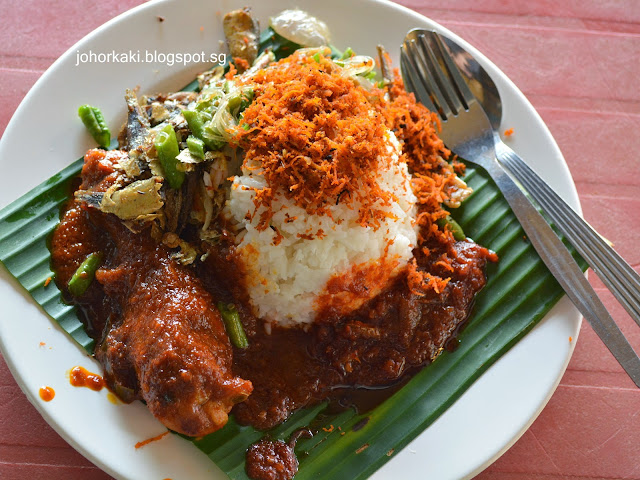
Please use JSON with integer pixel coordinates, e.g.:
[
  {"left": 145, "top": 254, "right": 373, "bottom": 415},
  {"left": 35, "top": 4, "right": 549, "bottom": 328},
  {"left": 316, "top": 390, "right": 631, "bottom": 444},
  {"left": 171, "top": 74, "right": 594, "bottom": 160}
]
[
  {"left": 0, "top": 29, "right": 585, "bottom": 479},
  {"left": 0, "top": 156, "right": 585, "bottom": 480}
]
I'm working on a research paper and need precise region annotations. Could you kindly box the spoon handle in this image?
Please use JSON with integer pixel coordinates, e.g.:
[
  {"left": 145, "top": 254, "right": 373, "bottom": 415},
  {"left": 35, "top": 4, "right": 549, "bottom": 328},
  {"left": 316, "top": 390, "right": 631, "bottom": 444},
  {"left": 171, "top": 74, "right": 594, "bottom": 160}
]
[{"left": 496, "top": 140, "right": 640, "bottom": 328}]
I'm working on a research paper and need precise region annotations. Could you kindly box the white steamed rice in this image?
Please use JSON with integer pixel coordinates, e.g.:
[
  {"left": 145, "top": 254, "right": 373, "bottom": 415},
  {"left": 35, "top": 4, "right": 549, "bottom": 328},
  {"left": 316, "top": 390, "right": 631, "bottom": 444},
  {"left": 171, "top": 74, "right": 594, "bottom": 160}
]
[{"left": 224, "top": 130, "right": 417, "bottom": 327}]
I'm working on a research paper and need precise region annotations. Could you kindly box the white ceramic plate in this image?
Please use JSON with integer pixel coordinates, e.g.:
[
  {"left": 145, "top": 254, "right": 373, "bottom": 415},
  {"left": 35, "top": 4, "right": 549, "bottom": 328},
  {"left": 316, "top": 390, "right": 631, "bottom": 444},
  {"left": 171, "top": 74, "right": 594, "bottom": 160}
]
[{"left": 0, "top": 0, "right": 581, "bottom": 478}]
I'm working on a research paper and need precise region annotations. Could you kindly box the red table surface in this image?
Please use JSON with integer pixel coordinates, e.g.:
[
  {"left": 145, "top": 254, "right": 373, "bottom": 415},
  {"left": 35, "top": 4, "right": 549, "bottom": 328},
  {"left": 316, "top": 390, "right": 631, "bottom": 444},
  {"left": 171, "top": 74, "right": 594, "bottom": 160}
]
[{"left": 1, "top": 1, "right": 639, "bottom": 479}]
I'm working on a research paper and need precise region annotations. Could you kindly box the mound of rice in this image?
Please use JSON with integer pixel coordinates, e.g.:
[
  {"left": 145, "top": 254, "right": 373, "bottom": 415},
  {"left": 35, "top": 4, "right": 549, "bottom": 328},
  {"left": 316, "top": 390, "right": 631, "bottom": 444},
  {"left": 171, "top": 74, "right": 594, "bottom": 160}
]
[
  {"left": 219, "top": 46, "right": 463, "bottom": 328},
  {"left": 225, "top": 131, "right": 417, "bottom": 327}
]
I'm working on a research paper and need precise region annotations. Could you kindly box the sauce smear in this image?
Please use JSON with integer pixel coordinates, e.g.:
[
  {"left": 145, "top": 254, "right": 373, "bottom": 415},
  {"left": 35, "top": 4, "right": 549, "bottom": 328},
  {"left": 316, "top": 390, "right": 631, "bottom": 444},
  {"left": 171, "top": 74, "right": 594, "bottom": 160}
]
[
  {"left": 39, "top": 386, "right": 55, "bottom": 401},
  {"left": 69, "top": 366, "right": 105, "bottom": 391},
  {"left": 135, "top": 431, "right": 169, "bottom": 449}
]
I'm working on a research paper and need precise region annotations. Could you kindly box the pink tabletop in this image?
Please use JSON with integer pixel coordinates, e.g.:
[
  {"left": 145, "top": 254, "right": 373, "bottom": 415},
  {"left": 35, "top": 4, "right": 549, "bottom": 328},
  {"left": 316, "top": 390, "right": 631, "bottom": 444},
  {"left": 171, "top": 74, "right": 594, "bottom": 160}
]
[{"left": 1, "top": 1, "right": 639, "bottom": 479}]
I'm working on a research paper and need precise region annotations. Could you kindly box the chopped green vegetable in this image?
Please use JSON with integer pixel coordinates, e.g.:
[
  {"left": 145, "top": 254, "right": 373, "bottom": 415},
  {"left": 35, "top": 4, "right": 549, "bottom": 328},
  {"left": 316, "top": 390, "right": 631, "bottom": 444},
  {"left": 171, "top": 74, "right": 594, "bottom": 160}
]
[
  {"left": 341, "top": 47, "right": 354, "bottom": 59},
  {"left": 187, "top": 136, "right": 205, "bottom": 159},
  {"left": 217, "top": 302, "right": 249, "bottom": 349},
  {"left": 77, "top": 105, "right": 111, "bottom": 148},
  {"left": 183, "top": 110, "right": 206, "bottom": 138},
  {"left": 226, "top": 88, "right": 254, "bottom": 116},
  {"left": 437, "top": 215, "right": 466, "bottom": 241},
  {"left": 205, "top": 85, "right": 255, "bottom": 145},
  {"left": 183, "top": 110, "right": 223, "bottom": 150},
  {"left": 154, "top": 124, "right": 184, "bottom": 190},
  {"left": 364, "top": 70, "right": 377, "bottom": 81},
  {"left": 313, "top": 52, "right": 322, "bottom": 63},
  {"left": 194, "top": 88, "right": 224, "bottom": 116},
  {"left": 68, "top": 252, "right": 102, "bottom": 297}
]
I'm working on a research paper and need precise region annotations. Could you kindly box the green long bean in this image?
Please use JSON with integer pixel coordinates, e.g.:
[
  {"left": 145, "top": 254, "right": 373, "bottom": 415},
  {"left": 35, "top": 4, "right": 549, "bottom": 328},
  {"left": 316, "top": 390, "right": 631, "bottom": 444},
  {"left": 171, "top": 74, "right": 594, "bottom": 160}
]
[
  {"left": 183, "top": 109, "right": 224, "bottom": 150},
  {"left": 154, "top": 124, "right": 185, "bottom": 190},
  {"left": 68, "top": 252, "right": 103, "bottom": 297},
  {"left": 78, "top": 105, "right": 111, "bottom": 148},
  {"left": 217, "top": 302, "right": 249, "bottom": 349},
  {"left": 183, "top": 110, "right": 209, "bottom": 145},
  {"left": 186, "top": 136, "right": 205, "bottom": 160}
]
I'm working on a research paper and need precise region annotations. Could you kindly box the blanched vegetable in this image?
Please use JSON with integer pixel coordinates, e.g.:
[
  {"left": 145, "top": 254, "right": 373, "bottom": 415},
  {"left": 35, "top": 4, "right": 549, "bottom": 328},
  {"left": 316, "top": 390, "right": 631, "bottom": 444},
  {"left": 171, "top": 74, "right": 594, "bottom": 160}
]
[
  {"left": 205, "top": 85, "right": 254, "bottom": 144},
  {"left": 183, "top": 109, "right": 225, "bottom": 150}
]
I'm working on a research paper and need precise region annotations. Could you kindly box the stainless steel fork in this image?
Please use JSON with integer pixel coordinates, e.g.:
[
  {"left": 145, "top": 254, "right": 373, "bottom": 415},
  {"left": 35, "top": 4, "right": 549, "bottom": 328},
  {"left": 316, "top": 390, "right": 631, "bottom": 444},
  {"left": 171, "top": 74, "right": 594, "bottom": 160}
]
[
  {"left": 497, "top": 145, "right": 640, "bottom": 327},
  {"left": 401, "top": 30, "right": 640, "bottom": 387}
]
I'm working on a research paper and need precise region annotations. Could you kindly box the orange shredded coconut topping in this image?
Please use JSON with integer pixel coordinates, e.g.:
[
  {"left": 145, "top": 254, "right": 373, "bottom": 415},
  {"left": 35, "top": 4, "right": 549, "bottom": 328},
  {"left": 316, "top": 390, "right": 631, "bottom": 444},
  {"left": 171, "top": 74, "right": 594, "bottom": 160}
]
[
  {"left": 233, "top": 51, "right": 471, "bottom": 297},
  {"left": 235, "top": 50, "right": 394, "bottom": 230},
  {"left": 233, "top": 56, "right": 250, "bottom": 72},
  {"left": 380, "top": 75, "right": 465, "bottom": 294}
]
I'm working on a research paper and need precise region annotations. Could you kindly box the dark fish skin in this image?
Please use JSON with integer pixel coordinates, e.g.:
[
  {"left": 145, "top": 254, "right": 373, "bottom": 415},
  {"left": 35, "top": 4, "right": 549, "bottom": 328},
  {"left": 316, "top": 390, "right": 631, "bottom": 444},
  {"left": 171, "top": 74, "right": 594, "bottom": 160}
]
[
  {"left": 75, "top": 191, "right": 104, "bottom": 207},
  {"left": 124, "top": 89, "right": 150, "bottom": 151},
  {"left": 223, "top": 8, "right": 259, "bottom": 70},
  {"left": 163, "top": 165, "right": 199, "bottom": 234}
]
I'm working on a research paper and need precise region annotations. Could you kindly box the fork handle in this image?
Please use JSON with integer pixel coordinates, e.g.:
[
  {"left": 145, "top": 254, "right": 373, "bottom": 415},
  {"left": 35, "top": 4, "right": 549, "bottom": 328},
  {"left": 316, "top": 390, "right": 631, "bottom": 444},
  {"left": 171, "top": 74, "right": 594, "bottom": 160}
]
[
  {"left": 484, "top": 157, "right": 640, "bottom": 387},
  {"left": 496, "top": 141, "right": 640, "bottom": 327}
]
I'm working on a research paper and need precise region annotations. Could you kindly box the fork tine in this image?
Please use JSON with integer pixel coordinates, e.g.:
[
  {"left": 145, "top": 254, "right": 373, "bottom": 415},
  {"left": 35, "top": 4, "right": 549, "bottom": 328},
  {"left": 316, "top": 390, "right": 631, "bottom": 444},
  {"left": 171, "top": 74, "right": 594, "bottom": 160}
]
[
  {"left": 400, "top": 45, "right": 437, "bottom": 113},
  {"left": 431, "top": 32, "right": 476, "bottom": 109},
  {"left": 416, "top": 33, "right": 461, "bottom": 117},
  {"left": 406, "top": 36, "right": 453, "bottom": 120}
]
